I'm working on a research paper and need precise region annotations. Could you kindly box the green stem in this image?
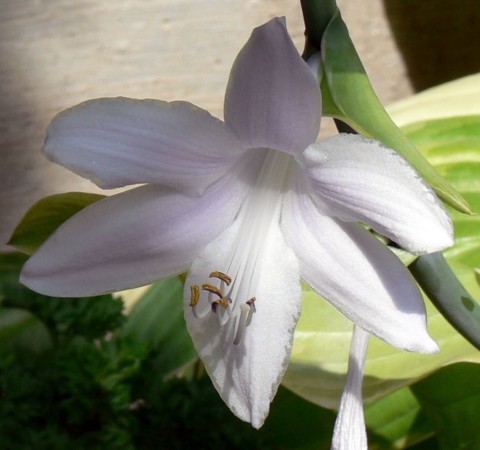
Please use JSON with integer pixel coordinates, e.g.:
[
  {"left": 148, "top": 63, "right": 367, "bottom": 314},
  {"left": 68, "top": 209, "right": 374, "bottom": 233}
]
[
  {"left": 410, "top": 253, "right": 480, "bottom": 351},
  {"left": 300, "top": 0, "right": 338, "bottom": 51}
]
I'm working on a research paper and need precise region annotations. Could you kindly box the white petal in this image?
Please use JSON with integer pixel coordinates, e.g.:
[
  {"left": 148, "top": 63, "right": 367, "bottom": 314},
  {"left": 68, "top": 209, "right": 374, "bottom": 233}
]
[
  {"left": 299, "top": 134, "right": 453, "bottom": 254},
  {"left": 21, "top": 153, "right": 262, "bottom": 297},
  {"left": 224, "top": 17, "right": 321, "bottom": 155},
  {"left": 44, "top": 98, "right": 246, "bottom": 193},
  {"left": 185, "top": 216, "right": 301, "bottom": 428},
  {"left": 331, "top": 326, "right": 369, "bottom": 450},
  {"left": 281, "top": 178, "right": 439, "bottom": 353}
]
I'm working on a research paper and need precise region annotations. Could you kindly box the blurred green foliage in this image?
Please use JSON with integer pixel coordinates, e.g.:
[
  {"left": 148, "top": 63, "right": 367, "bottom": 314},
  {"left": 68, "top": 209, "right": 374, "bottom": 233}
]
[
  {"left": 1, "top": 252, "right": 480, "bottom": 449},
  {"left": 0, "top": 255, "right": 337, "bottom": 450}
]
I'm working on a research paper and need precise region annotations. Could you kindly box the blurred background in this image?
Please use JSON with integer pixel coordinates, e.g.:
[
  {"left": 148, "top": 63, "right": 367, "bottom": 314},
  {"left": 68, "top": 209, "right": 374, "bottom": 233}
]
[{"left": 1, "top": 0, "right": 479, "bottom": 248}]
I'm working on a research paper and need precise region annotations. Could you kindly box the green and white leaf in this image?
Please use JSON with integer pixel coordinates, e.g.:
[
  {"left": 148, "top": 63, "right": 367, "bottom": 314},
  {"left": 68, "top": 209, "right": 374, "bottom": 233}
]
[
  {"left": 320, "top": 11, "right": 469, "bottom": 213},
  {"left": 285, "top": 77, "right": 480, "bottom": 408},
  {"left": 387, "top": 73, "right": 480, "bottom": 127}
]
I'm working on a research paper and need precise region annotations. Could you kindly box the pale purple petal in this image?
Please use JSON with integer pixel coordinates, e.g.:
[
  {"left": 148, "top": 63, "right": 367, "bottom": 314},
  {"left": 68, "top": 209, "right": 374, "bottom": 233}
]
[
  {"left": 21, "top": 153, "right": 262, "bottom": 297},
  {"left": 299, "top": 134, "right": 453, "bottom": 254},
  {"left": 185, "top": 213, "right": 301, "bottom": 428},
  {"left": 224, "top": 17, "right": 321, "bottom": 155},
  {"left": 331, "top": 326, "right": 369, "bottom": 450},
  {"left": 281, "top": 177, "right": 439, "bottom": 353},
  {"left": 44, "top": 98, "right": 246, "bottom": 193}
]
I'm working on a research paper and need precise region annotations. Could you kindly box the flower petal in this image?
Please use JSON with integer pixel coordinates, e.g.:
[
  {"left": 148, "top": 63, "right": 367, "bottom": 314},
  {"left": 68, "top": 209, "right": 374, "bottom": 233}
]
[
  {"left": 185, "top": 215, "right": 301, "bottom": 428},
  {"left": 281, "top": 178, "right": 439, "bottom": 353},
  {"left": 299, "top": 134, "right": 453, "bottom": 254},
  {"left": 331, "top": 326, "right": 369, "bottom": 450},
  {"left": 21, "top": 153, "right": 262, "bottom": 297},
  {"left": 224, "top": 17, "right": 321, "bottom": 155},
  {"left": 44, "top": 98, "right": 246, "bottom": 193}
]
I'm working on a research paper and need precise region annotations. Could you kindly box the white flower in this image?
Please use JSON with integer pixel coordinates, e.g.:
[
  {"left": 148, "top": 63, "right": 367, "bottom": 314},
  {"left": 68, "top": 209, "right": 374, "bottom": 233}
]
[{"left": 21, "top": 17, "right": 452, "bottom": 435}]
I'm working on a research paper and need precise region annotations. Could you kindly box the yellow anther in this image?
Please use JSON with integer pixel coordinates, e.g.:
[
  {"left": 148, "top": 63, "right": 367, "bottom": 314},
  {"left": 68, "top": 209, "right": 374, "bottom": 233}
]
[
  {"left": 209, "top": 271, "right": 232, "bottom": 285},
  {"left": 217, "top": 297, "right": 230, "bottom": 309},
  {"left": 211, "top": 297, "right": 230, "bottom": 314},
  {"left": 202, "top": 283, "right": 223, "bottom": 298},
  {"left": 189, "top": 285, "right": 200, "bottom": 307}
]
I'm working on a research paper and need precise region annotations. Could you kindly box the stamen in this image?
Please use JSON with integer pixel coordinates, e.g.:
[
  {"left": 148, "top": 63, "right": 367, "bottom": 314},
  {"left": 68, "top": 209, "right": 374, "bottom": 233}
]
[
  {"left": 209, "top": 271, "right": 232, "bottom": 285},
  {"left": 190, "top": 285, "right": 208, "bottom": 319},
  {"left": 217, "top": 297, "right": 230, "bottom": 309},
  {"left": 233, "top": 298, "right": 256, "bottom": 345},
  {"left": 202, "top": 283, "right": 223, "bottom": 298},
  {"left": 233, "top": 304, "right": 250, "bottom": 346},
  {"left": 189, "top": 285, "right": 200, "bottom": 307},
  {"left": 246, "top": 297, "right": 256, "bottom": 311},
  {"left": 210, "top": 297, "right": 231, "bottom": 312},
  {"left": 246, "top": 297, "right": 256, "bottom": 326},
  {"left": 190, "top": 270, "right": 257, "bottom": 339},
  {"left": 212, "top": 301, "right": 231, "bottom": 327}
]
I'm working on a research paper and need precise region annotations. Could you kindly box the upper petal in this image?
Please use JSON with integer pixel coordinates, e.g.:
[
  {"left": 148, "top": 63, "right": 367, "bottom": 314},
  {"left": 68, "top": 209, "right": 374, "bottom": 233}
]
[
  {"left": 21, "top": 153, "right": 261, "bottom": 297},
  {"left": 44, "top": 98, "right": 246, "bottom": 194},
  {"left": 185, "top": 214, "right": 301, "bottom": 428},
  {"left": 299, "top": 134, "right": 453, "bottom": 254},
  {"left": 224, "top": 17, "right": 321, "bottom": 155},
  {"left": 281, "top": 177, "right": 439, "bottom": 353}
]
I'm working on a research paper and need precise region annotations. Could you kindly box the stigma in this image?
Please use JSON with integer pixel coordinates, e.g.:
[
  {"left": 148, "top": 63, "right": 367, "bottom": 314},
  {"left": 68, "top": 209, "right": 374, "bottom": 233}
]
[{"left": 189, "top": 270, "right": 256, "bottom": 345}]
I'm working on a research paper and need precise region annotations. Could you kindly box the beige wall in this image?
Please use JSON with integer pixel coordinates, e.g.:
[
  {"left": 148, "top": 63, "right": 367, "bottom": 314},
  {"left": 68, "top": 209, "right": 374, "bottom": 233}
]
[{"left": 1, "top": 0, "right": 478, "bottom": 249}]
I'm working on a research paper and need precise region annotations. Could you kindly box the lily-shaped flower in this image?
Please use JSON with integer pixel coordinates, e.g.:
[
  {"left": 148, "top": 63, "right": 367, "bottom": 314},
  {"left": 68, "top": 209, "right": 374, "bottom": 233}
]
[{"left": 21, "top": 17, "right": 452, "bottom": 438}]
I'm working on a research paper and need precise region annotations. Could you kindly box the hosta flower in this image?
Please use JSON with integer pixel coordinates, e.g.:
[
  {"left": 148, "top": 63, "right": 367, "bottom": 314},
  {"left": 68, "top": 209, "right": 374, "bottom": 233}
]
[{"left": 21, "top": 16, "right": 452, "bottom": 440}]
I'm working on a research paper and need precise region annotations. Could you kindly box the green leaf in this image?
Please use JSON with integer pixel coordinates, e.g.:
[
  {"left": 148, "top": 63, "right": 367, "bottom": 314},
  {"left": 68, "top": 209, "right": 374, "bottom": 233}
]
[
  {"left": 0, "top": 252, "right": 28, "bottom": 298},
  {"left": 403, "top": 115, "right": 480, "bottom": 269},
  {"left": 365, "top": 387, "right": 434, "bottom": 449},
  {"left": 0, "top": 307, "right": 52, "bottom": 356},
  {"left": 283, "top": 282, "right": 480, "bottom": 409},
  {"left": 260, "top": 386, "right": 337, "bottom": 450},
  {"left": 412, "top": 363, "right": 480, "bottom": 450},
  {"left": 9, "top": 192, "right": 105, "bottom": 254},
  {"left": 405, "top": 115, "right": 480, "bottom": 350},
  {"left": 403, "top": 114, "right": 480, "bottom": 350},
  {"left": 285, "top": 91, "right": 480, "bottom": 409},
  {"left": 387, "top": 73, "right": 480, "bottom": 128},
  {"left": 321, "top": 11, "right": 469, "bottom": 213},
  {"left": 403, "top": 116, "right": 480, "bottom": 192},
  {"left": 0, "top": 252, "right": 52, "bottom": 356},
  {"left": 121, "top": 277, "right": 196, "bottom": 378}
]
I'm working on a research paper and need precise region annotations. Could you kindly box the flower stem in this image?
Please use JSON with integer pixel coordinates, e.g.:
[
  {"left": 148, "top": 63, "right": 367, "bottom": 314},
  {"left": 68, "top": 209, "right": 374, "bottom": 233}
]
[
  {"left": 410, "top": 252, "right": 480, "bottom": 351},
  {"left": 300, "top": 0, "right": 338, "bottom": 53}
]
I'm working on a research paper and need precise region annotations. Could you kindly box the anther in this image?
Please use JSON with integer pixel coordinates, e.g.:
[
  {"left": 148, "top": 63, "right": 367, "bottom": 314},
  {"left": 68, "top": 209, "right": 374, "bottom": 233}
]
[
  {"left": 246, "top": 297, "right": 256, "bottom": 312},
  {"left": 189, "top": 285, "right": 200, "bottom": 307},
  {"left": 211, "top": 297, "right": 231, "bottom": 312},
  {"left": 218, "top": 297, "right": 231, "bottom": 309},
  {"left": 202, "top": 284, "right": 223, "bottom": 298},
  {"left": 209, "top": 271, "right": 232, "bottom": 286},
  {"left": 246, "top": 297, "right": 256, "bottom": 326},
  {"left": 190, "top": 285, "right": 206, "bottom": 319}
]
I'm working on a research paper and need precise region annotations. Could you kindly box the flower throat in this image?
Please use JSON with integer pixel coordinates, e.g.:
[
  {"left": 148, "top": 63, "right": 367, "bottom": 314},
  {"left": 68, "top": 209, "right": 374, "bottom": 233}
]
[{"left": 189, "top": 149, "right": 293, "bottom": 345}]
